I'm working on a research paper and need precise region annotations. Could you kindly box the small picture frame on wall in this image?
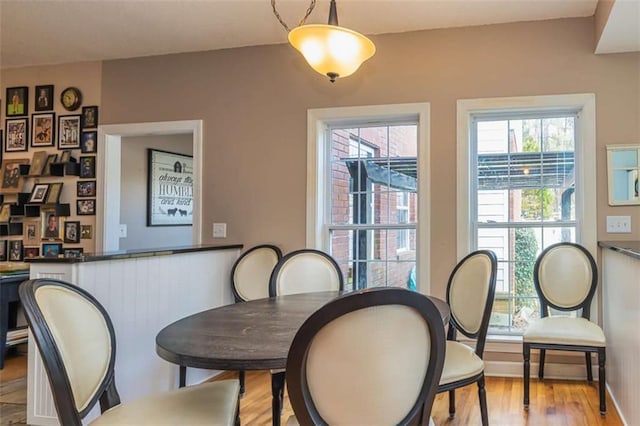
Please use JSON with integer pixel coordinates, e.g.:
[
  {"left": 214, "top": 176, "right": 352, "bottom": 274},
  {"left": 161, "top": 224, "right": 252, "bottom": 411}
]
[
  {"left": 42, "top": 154, "right": 58, "bottom": 176},
  {"left": 59, "top": 150, "right": 72, "bottom": 163},
  {"left": 0, "top": 205, "right": 9, "bottom": 223},
  {"left": 81, "top": 106, "right": 99, "bottom": 129},
  {"left": 77, "top": 180, "right": 96, "bottom": 197},
  {"left": 81, "top": 131, "right": 97, "bottom": 153},
  {"left": 30, "top": 151, "right": 49, "bottom": 176},
  {"left": 5, "top": 118, "right": 28, "bottom": 152},
  {"left": 81, "top": 224, "right": 93, "bottom": 239},
  {"left": 23, "top": 219, "right": 41, "bottom": 245},
  {"left": 24, "top": 247, "right": 40, "bottom": 259},
  {"left": 31, "top": 112, "right": 56, "bottom": 147},
  {"left": 58, "top": 115, "right": 81, "bottom": 149},
  {"left": 29, "top": 183, "right": 50, "bottom": 204},
  {"left": 80, "top": 156, "right": 96, "bottom": 178},
  {"left": 35, "top": 85, "right": 54, "bottom": 112},
  {"left": 0, "top": 159, "right": 29, "bottom": 194},
  {"left": 0, "top": 240, "right": 7, "bottom": 261},
  {"left": 8, "top": 240, "right": 23, "bottom": 261},
  {"left": 64, "top": 221, "right": 80, "bottom": 243},
  {"left": 42, "top": 242, "right": 62, "bottom": 258},
  {"left": 6, "top": 87, "right": 28, "bottom": 116},
  {"left": 77, "top": 199, "right": 96, "bottom": 215},
  {"left": 41, "top": 209, "right": 62, "bottom": 240},
  {"left": 63, "top": 248, "right": 84, "bottom": 258}
]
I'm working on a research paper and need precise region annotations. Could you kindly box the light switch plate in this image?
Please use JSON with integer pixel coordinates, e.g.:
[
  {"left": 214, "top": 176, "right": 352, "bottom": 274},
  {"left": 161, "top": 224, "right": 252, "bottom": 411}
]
[
  {"left": 119, "top": 224, "right": 127, "bottom": 238},
  {"left": 213, "top": 223, "right": 227, "bottom": 238},
  {"left": 606, "top": 216, "right": 631, "bottom": 233}
]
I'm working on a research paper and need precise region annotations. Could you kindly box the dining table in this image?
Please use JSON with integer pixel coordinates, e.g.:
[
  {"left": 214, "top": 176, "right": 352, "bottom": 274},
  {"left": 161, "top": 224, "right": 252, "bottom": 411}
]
[{"left": 156, "top": 290, "right": 450, "bottom": 426}]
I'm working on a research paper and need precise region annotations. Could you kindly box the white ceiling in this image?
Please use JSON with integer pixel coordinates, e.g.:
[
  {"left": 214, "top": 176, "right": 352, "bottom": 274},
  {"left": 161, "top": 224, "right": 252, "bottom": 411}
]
[{"left": 0, "top": 0, "right": 636, "bottom": 70}]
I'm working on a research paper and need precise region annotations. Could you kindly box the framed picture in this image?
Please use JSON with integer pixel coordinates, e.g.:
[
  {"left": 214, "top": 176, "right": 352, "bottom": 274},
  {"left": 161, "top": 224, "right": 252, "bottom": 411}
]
[
  {"left": 77, "top": 199, "right": 96, "bottom": 215},
  {"left": 0, "top": 205, "right": 9, "bottom": 223},
  {"left": 81, "top": 224, "right": 93, "bottom": 239},
  {"left": 46, "top": 182, "right": 63, "bottom": 204},
  {"left": 63, "top": 248, "right": 84, "bottom": 258},
  {"left": 147, "top": 149, "right": 194, "bottom": 226},
  {"left": 29, "top": 151, "right": 49, "bottom": 176},
  {"left": 77, "top": 180, "right": 96, "bottom": 197},
  {"left": 41, "top": 210, "right": 62, "bottom": 240},
  {"left": 5, "top": 118, "right": 28, "bottom": 152},
  {"left": 63, "top": 221, "right": 80, "bottom": 243},
  {"left": 23, "top": 219, "right": 41, "bottom": 245},
  {"left": 0, "top": 240, "right": 7, "bottom": 261},
  {"left": 58, "top": 115, "right": 81, "bottom": 149},
  {"left": 29, "top": 183, "right": 50, "bottom": 204},
  {"left": 6, "top": 87, "right": 28, "bottom": 116},
  {"left": 31, "top": 112, "right": 56, "bottom": 147},
  {"left": 81, "top": 106, "right": 99, "bottom": 129},
  {"left": 42, "top": 242, "right": 62, "bottom": 258},
  {"left": 42, "top": 154, "right": 58, "bottom": 176},
  {"left": 35, "top": 85, "right": 54, "bottom": 111},
  {"left": 0, "top": 159, "right": 29, "bottom": 194},
  {"left": 24, "top": 247, "right": 40, "bottom": 259},
  {"left": 8, "top": 240, "right": 23, "bottom": 261},
  {"left": 81, "top": 131, "right": 97, "bottom": 153},
  {"left": 80, "top": 156, "right": 96, "bottom": 178},
  {"left": 60, "top": 150, "right": 72, "bottom": 163}
]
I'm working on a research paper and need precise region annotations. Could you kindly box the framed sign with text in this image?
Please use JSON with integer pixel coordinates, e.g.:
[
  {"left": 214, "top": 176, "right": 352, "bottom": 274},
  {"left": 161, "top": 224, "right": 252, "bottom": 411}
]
[{"left": 147, "top": 149, "right": 193, "bottom": 226}]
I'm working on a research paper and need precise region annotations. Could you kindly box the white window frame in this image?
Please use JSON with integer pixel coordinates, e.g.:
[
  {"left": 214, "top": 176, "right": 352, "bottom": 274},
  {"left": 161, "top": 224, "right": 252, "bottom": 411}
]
[
  {"left": 396, "top": 191, "right": 411, "bottom": 252},
  {"left": 307, "top": 103, "right": 431, "bottom": 292},
  {"left": 457, "top": 94, "right": 597, "bottom": 334}
]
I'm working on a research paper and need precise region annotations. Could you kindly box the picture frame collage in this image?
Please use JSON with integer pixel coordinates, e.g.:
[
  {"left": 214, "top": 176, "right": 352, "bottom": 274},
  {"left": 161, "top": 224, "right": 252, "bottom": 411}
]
[{"left": 0, "top": 84, "right": 98, "bottom": 260}]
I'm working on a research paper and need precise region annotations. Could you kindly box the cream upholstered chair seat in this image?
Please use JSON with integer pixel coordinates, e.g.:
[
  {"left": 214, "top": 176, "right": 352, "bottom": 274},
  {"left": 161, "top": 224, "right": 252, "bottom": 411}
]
[
  {"left": 439, "top": 341, "right": 485, "bottom": 386},
  {"left": 19, "top": 279, "right": 240, "bottom": 426},
  {"left": 285, "top": 288, "right": 445, "bottom": 426},
  {"left": 90, "top": 380, "right": 239, "bottom": 425},
  {"left": 524, "top": 317, "right": 606, "bottom": 347}
]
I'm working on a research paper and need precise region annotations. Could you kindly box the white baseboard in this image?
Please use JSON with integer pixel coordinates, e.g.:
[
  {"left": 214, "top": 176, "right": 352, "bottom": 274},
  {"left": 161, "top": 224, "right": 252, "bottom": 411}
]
[
  {"left": 606, "top": 383, "right": 629, "bottom": 426},
  {"left": 485, "top": 360, "right": 600, "bottom": 381}
]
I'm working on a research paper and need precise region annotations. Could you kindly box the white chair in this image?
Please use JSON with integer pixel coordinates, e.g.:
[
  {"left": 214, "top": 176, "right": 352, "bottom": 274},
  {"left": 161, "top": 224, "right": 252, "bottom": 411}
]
[
  {"left": 19, "top": 279, "right": 240, "bottom": 426},
  {"left": 437, "top": 250, "right": 497, "bottom": 426},
  {"left": 286, "top": 287, "right": 446, "bottom": 426},
  {"left": 523, "top": 242, "right": 606, "bottom": 414},
  {"left": 268, "top": 248, "right": 344, "bottom": 424}
]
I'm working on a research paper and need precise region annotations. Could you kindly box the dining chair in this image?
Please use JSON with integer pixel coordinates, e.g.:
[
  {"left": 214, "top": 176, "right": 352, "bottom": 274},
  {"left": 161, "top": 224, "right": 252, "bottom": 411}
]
[
  {"left": 268, "top": 248, "right": 344, "bottom": 424},
  {"left": 19, "top": 278, "right": 240, "bottom": 426},
  {"left": 523, "top": 242, "right": 606, "bottom": 414},
  {"left": 229, "top": 244, "right": 282, "bottom": 395},
  {"left": 286, "top": 287, "right": 446, "bottom": 426},
  {"left": 437, "top": 250, "right": 497, "bottom": 426}
]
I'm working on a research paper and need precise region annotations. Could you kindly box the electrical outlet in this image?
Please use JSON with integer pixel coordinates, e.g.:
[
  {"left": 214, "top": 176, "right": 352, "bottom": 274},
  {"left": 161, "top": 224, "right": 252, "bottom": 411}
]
[
  {"left": 606, "top": 216, "right": 631, "bottom": 233},
  {"left": 213, "top": 223, "right": 227, "bottom": 238}
]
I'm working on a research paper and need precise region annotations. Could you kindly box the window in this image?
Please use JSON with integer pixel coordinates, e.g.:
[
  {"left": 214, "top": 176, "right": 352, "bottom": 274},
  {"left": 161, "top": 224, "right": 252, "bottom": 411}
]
[
  {"left": 307, "top": 104, "right": 430, "bottom": 292},
  {"left": 457, "top": 95, "right": 596, "bottom": 336}
]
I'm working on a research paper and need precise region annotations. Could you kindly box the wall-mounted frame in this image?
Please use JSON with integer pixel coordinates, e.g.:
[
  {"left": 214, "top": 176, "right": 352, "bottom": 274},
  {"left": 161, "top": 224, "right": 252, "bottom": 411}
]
[
  {"left": 77, "top": 180, "right": 96, "bottom": 197},
  {"left": 24, "top": 247, "right": 40, "bottom": 259},
  {"left": 29, "top": 183, "right": 50, "bottom": 204},
  {"left": 42, "top": 154, "right": 58, "bottom": 176},
  {"left": 58, "top": 115, "right": 81, "bottom": 149},
  {"left": 80, "top": 156, "right": 96, "bottom": 178},
  {"left": 5, "top": 118, "right": 28, "bottom": 152},
  {"left": 81, "top": 106, "right": 99, "bottom": 129},
  {"left": 6, "top": 86, "right": 28, "bottom": 117},
  {"left": 46, "top": 182, "right": 63, "bottom": 204},
  {"left": 81, "top": 224, "right": 93, "bottom": 239},
  {"left": 81, "top": 131, "right": 97, "bottom": 153},
  {"left": 23, "top": 219, "right": 41, "bottom": 245},
  {"left": 64, "top": 220, "right": 80, "bottom": 243},
  {"left": 0, "top": 204, "right": 10, "bottom": 222},
  {"left": 0, "top": 159, "right": 29, "bottom": 194},
  {"left": 8, "top": 240, "right": 23, "bottom": 261},
  {"left": 30, "top": 151, "right": 49, "bottom": 176},
  {"left": 42, "top": 242, "right": 62, "bottom": 258},
  {"left": 41, "top": 209, "right": 62, "bottom": 240},
  {"left": 606, "top": 145, "right": 640, "bottom": 206},
  {"left": 35, "top": 85, "right": 54, "bottom": 112},
  {"left": 63, "top": 248, "right": 83, "bottom": 258},
  {"left": 0, "top": 240, "right": 6, "bottom": 261},
  {"left": 147, "top": 149, "right": 193, "bottom": 226},
  {"left": 31, "top": 112, "right": 56, "bottom": 147},
  {"left": 77, "top": 199, "right": 96, "bottom": 215}
]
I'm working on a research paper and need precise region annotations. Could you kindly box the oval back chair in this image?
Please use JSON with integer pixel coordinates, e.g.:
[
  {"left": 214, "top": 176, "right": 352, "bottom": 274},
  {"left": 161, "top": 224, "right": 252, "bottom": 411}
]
[{"left": 269, "top": 249, "right": 344, "bottom": 297}]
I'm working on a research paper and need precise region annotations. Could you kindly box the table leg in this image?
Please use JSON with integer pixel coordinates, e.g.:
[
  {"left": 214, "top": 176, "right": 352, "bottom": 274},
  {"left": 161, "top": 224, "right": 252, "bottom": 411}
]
[
  {"left": 179, "top": 366, "right": 186, "bottom": 388},
  {"left": 271, "top": 371, "right": 285, "bottom": 426}
]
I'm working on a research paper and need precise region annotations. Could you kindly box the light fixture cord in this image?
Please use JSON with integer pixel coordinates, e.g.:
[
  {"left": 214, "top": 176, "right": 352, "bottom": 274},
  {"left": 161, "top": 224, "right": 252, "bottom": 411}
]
[{"left": 271, "top": 0, "right": 316, "bottom": 32}]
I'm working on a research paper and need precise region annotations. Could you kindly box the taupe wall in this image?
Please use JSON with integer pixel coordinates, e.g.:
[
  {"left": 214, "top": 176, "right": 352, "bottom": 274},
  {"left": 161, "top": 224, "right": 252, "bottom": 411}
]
[
  {"left": 98, "top": 17, "right": 639, "bottom": 299},
  {"left": 120, "top": 134, "right": 193, "bottom": 250}
]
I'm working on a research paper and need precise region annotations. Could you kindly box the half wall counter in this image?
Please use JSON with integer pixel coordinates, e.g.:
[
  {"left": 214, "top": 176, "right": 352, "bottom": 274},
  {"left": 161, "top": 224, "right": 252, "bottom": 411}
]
[{"left": 25, "top": 244, "right": 243, "bottom": 426}]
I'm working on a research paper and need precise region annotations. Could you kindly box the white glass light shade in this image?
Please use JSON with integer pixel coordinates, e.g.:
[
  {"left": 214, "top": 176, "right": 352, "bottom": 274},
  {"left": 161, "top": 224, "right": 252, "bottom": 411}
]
[{"left": 288, "top": 24, "right": 375, "bottom": 82}]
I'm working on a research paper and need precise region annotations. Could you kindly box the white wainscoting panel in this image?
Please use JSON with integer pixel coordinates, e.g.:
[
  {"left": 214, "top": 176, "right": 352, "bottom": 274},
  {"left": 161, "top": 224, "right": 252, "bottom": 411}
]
[{"left": 26, "top": 248, "right": 240, "bottom": 425}]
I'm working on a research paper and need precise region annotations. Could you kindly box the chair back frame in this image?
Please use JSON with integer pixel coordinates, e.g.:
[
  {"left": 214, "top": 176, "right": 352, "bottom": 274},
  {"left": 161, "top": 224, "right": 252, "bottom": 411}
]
[
  {"left": 19, "top": 279, "right": 121, "bottom": 426},
  {"left": 230, "top": 244, "right": 282, "bottom": 302},
  {"left": 269, "top": 249, "right": 344, "bottom": 297},
  {"left": 286, "top": 287, "right": 445, "bottom": 426},
  {"left": 446, "top": 250, "right": 497, "bottom": 357},
  {"left": 533, "top": 242, "right": 597, "bottom": 319}
]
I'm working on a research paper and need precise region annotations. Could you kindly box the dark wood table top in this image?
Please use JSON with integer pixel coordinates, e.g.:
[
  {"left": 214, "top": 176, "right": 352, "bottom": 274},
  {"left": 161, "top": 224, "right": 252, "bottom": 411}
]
[{"left": 156, "top": 290, "right": 450, "bottom": 371}]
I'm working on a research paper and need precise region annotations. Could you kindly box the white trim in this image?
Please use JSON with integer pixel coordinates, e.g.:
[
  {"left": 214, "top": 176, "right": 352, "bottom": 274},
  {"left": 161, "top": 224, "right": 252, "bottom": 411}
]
[
  {"left": 97, "top": 120, "right": 203, "bottom": 252},
  {"left": 306, "top": 103, "right": 431, "bottom": 292},
  {"left": 485, "top": 360, "right": 602, "bottom": 380},
  {"left": 607, "top": 383, "right": 629, "bottom": 426}
]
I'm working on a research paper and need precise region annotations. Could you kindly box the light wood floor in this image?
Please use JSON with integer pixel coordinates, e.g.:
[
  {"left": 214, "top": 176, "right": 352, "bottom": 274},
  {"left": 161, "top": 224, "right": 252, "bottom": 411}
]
[{"left": 0, "top": 351, "right": 624, "bottom": 425}]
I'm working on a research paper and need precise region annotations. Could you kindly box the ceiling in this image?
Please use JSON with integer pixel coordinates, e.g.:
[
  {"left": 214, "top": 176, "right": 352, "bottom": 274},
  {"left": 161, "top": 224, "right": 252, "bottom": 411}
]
[{"left": 0, "top": 0, "right": 637, "bottom": 70}]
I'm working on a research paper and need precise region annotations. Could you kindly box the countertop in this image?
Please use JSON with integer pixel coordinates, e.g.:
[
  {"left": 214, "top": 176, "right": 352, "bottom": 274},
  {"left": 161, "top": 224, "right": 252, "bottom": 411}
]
[
  {"left": 24, "top": 243, "right": 243, "bottom": 264},
  {"left": 599, "top": 241, "right": 640, "bottom": 261}
]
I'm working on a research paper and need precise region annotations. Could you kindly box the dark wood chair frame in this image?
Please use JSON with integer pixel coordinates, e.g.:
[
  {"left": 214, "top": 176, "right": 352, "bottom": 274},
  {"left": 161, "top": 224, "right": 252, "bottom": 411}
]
[
  {"left": 268, "top": 248, "right": 344, "bottom": 425},
  {"left": 523, "top": 242, "right": 606, "bottom": 415},
  {"left": 19, "top": 279, "right": 122, "bottom": 426},
  {"left": 286, "top": 287, "right": 446, "bottom": 426},
  {"left": 437, "top": 250, "right": 497, "bottom": 426}
]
